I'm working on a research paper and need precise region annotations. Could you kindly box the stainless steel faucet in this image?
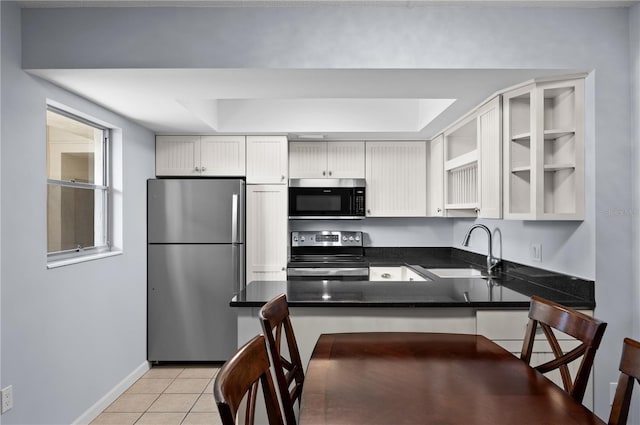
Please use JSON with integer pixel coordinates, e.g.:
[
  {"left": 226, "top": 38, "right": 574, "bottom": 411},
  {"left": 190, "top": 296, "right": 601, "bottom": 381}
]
[{"left": 462, "top": 224, "right": 501, "bottom": 275}]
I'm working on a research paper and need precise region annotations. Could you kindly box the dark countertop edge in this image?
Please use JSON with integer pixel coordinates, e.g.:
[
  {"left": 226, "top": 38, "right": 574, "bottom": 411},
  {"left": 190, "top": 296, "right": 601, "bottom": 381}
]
[{"left": 230, "top": 299, "right": 595, "bottom": 309}]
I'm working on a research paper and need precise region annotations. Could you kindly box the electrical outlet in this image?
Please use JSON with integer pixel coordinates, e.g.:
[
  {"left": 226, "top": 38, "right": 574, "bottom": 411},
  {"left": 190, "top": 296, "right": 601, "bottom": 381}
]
[
  {"left": 610, "top": 382, "right": 617, "bottom": 405},
  {"left": 530, "top": 243, "right": 542, "bottom": 262},
  {"left": 1, "top": 385, "right": 13, "bottom": 413}
]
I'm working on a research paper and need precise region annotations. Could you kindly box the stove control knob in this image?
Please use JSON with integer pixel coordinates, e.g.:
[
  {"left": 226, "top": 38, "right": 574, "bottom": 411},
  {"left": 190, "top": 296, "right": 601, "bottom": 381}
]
[
  {"left": 349, "top": 236, "right": 354, "bottom": 241},
  {"left": 342, "top": 236, "right": 348, "bottom": 241},
  {"left": 355, "top": 235, "right": 361, "bottom": 242},
  {"left": 293, "top": 236, "right": 298, "bottom": 242},
  {"left": 301, "top": 236, "right": 305, "bottom": 242}
]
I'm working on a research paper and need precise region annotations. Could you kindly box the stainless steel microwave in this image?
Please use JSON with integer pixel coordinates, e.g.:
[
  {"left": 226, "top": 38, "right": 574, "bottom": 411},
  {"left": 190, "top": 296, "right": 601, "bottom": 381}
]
[{"left": 288, "top": 179, "right": 366, "bottom": 219}]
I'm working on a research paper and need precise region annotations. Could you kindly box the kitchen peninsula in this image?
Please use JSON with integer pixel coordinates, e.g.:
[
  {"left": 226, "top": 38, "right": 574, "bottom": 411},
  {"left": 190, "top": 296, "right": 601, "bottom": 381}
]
[{"left": 233, "top": 247, "right": 597, "bottom": 407}]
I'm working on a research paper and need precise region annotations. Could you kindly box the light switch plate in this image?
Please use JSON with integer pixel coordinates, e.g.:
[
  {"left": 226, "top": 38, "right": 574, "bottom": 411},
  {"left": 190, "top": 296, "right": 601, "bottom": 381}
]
[
  {"left": 610, "top": 382, "right": 617, "bottom": 405},
  {"left": 1, "top": 385, "right": 13, "bottom": 413},
  {"left": 530, "top": 243, "right": 542, "bottom": 262}
]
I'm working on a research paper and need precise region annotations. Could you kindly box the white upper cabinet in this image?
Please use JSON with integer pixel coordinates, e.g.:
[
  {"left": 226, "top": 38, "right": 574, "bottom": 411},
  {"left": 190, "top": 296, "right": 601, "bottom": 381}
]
[
  {"left": 443, "top": 96, "right": 502, "bottom": 218},
  {"left": 155, "top": 135, "right": 200, "bottom": 176},
  {"left": 503, "top": 77, "right": 584, "bottom": 220},
  {"left": 477, "top": 97, "right": 503, "bottom": 219},
  {"left": 246, "top": 135, "right": 288, "bottom": 184},
  {"left": 365, "top": 141, "right": 427, "bottom": 217},
  {"left": 289, "top": 141, "right": 365, "bottom": 179},
  {"left": 200, "top": 135, "right": 246, "bottom": 176},
  {"left": 429, "top": 134, "right": 445, "bottom": 217},
  {"left": 155, "top": 135, "right": 245, "bottom": 176}
]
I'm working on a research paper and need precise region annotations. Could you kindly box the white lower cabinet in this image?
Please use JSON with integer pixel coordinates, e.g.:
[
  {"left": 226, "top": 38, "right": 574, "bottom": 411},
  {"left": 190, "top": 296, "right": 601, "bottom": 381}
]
[
  {"left": 476, "top": 310, "right": 594, "bottom": 410},
  {"left": 246, "top": 185, "right": 287, "bottom": 281}
]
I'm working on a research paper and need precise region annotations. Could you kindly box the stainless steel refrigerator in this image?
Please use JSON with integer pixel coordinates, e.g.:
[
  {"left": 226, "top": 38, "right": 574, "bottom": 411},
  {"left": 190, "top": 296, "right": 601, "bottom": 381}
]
[{"left": 147, "top": 178, "right": 244, "bottom": 361}]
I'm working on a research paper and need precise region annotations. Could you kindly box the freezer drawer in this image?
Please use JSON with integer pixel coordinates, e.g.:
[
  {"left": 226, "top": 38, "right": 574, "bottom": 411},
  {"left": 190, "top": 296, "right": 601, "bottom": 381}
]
[{"left": 148, "top": 244, "right": 239, "bottom": 361}]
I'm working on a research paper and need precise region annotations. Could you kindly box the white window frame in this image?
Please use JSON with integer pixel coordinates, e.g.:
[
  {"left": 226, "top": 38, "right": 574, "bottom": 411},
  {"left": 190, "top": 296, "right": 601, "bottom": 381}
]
[{"left": 46, "top": 105, "right": 113, "bottom": 266}]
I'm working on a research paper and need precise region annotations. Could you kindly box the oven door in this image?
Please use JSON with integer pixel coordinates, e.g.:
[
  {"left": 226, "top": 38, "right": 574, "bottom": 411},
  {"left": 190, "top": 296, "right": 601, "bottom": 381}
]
[
  {"left": 287, "top": 267, "right": 369, "bottom": 281},
  {"left": 288, "top": 187, "right": 364, "bottom": 219}
]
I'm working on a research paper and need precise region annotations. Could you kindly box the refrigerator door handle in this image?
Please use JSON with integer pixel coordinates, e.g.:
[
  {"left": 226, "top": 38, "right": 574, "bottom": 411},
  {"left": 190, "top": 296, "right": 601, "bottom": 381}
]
[
  {"left": 232, "top": 244, "right": 245, "bottom": 295},
  {"left": 232, "top": 193, "right": 239, "bottom": 243}
]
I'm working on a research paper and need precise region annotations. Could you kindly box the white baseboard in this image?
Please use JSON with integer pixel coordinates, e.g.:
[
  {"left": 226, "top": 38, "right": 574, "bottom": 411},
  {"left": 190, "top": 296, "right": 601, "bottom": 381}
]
[{"left": 72, "top": 360, "right": 150, "bottom": 425}]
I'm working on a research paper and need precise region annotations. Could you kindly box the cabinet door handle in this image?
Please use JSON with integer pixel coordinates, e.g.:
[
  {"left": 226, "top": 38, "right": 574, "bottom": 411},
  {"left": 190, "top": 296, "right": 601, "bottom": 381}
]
[{"left": 381, "top": 273, "right": 391, "bottom": 279}]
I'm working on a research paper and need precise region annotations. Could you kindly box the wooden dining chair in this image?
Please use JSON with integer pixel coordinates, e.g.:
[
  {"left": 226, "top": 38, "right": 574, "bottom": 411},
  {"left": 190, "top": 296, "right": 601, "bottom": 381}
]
[
  {"left": 608, "top": 337, "right": 640, "bottom": 425},
  {"left": 213, "top": 335, "right": 284, "bottom": 425},
  {"left": 520, "top": 295, "right": 607, "bottom": 403},
  {"left": 259, "top": 294, "right": 304, "bottom": 425}
]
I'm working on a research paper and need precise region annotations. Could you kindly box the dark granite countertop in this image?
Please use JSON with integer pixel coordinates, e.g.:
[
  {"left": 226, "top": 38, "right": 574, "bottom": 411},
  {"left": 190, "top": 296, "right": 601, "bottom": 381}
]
[{"left": 232, "top": 248, "right": 595, "bottom": 310}]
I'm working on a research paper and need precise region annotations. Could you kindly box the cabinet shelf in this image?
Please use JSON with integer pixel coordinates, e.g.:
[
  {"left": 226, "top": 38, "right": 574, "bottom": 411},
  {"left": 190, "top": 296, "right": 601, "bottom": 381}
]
[
  {"left": 544, "top": 129, "right": 575, "bottom": 140},
  {"left": 544, "top": 163, "right": 575, "bottom": 171},
  {"left": 444, "top": 150, "right": 478, "bottom": 171},
  {"left": 512, "top": 132, "right": 531, "bottom": 142},
  {"left": 503, "top": 78, "right": 583, "bottom": 220}
]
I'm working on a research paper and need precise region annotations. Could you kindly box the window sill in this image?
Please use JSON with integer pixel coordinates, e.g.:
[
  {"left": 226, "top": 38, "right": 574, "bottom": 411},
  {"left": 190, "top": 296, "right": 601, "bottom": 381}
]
[{"left": 47, "top": 250, "right": 123, "bottom": 269}]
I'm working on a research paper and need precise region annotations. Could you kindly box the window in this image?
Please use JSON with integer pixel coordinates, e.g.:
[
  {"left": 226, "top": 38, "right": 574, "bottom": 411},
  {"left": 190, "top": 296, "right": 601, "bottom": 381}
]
[{"left": 46, "top": 107, "right": 111, "bottom": 262}]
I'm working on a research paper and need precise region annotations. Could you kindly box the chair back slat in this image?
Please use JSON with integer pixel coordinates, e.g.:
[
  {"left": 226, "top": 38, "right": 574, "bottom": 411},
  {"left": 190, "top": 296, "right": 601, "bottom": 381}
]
[
  {"left": 260, "top": 294, "right": 305, "bottom": 425},
  {"left": 608, "top": 338, "right": 640, "bottom": 425},
  {"left": 520, "top": 296, "right": 607, "bottom": 404},
  {"left": 214, "top": 335, "right": 285, "bottom": 425}
]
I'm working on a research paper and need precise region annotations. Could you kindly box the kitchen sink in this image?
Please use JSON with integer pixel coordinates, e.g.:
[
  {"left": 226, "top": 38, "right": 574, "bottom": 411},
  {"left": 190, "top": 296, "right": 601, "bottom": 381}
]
[{"left": 425, "top": 268, "right": 485, "bottom": 279}]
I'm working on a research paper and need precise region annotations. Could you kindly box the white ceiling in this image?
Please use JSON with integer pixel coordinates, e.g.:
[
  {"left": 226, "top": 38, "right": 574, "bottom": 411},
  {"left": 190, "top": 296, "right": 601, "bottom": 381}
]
[{"left": 29, "top": 68, "right": 583, "bottom": 139}]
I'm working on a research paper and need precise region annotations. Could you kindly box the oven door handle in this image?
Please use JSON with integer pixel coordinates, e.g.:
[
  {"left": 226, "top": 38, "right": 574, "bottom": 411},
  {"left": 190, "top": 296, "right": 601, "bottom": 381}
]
[{"left": 287, "top": 267, "right": 369, "bottom": 277}]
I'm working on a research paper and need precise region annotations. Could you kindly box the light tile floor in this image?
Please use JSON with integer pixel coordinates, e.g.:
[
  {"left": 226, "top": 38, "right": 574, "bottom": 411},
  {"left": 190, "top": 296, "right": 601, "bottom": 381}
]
[{"left": 90, "top": 365, "right": 223, "bottom": 425}]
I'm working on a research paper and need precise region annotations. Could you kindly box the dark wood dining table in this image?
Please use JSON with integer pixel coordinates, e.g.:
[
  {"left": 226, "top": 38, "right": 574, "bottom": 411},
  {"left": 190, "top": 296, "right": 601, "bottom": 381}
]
[{"left": 299, "top": 332, "right": 606, "bottom": 425}]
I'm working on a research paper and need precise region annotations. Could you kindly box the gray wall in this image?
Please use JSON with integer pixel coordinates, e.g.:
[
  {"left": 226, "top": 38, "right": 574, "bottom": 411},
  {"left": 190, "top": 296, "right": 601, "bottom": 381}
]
[
  {"left": 1, "top": 2, "right": 155, "bottom": 424},
  {"left": 12, "top": 3, "right": 637, "bottom": 422},
  {"left": 631, "top": 4, "right": 640, "bottom": 422}
]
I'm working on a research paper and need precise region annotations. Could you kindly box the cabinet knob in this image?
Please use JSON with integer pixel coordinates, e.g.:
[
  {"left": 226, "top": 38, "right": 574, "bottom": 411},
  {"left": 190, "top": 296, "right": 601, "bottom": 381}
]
[
  {"left": 475, "top": 208, "right": 480, "bottom": 213},
  {"left": 367, "top": 209, "right": 371, "bottom": 214},
  {"left": 328, "top": 171, "right": 332, "bottom": 176},
  {"left": 322, "top": 171, "right": 326, "bottom": 176},
  {"left": 281, "top": 175, "right": 285, "bottom": 181},
  {"left": 201, "top": 166, "right": 206, "bottom": 172},
  {"left": 194, "top": 166, "right": 200, "bottom": 172},
  {"left": 281, "top": 267, "right": 286, "bottom": 271},
  {"left": 437, "top": 208, "right": 442, "bottom": 212}
]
